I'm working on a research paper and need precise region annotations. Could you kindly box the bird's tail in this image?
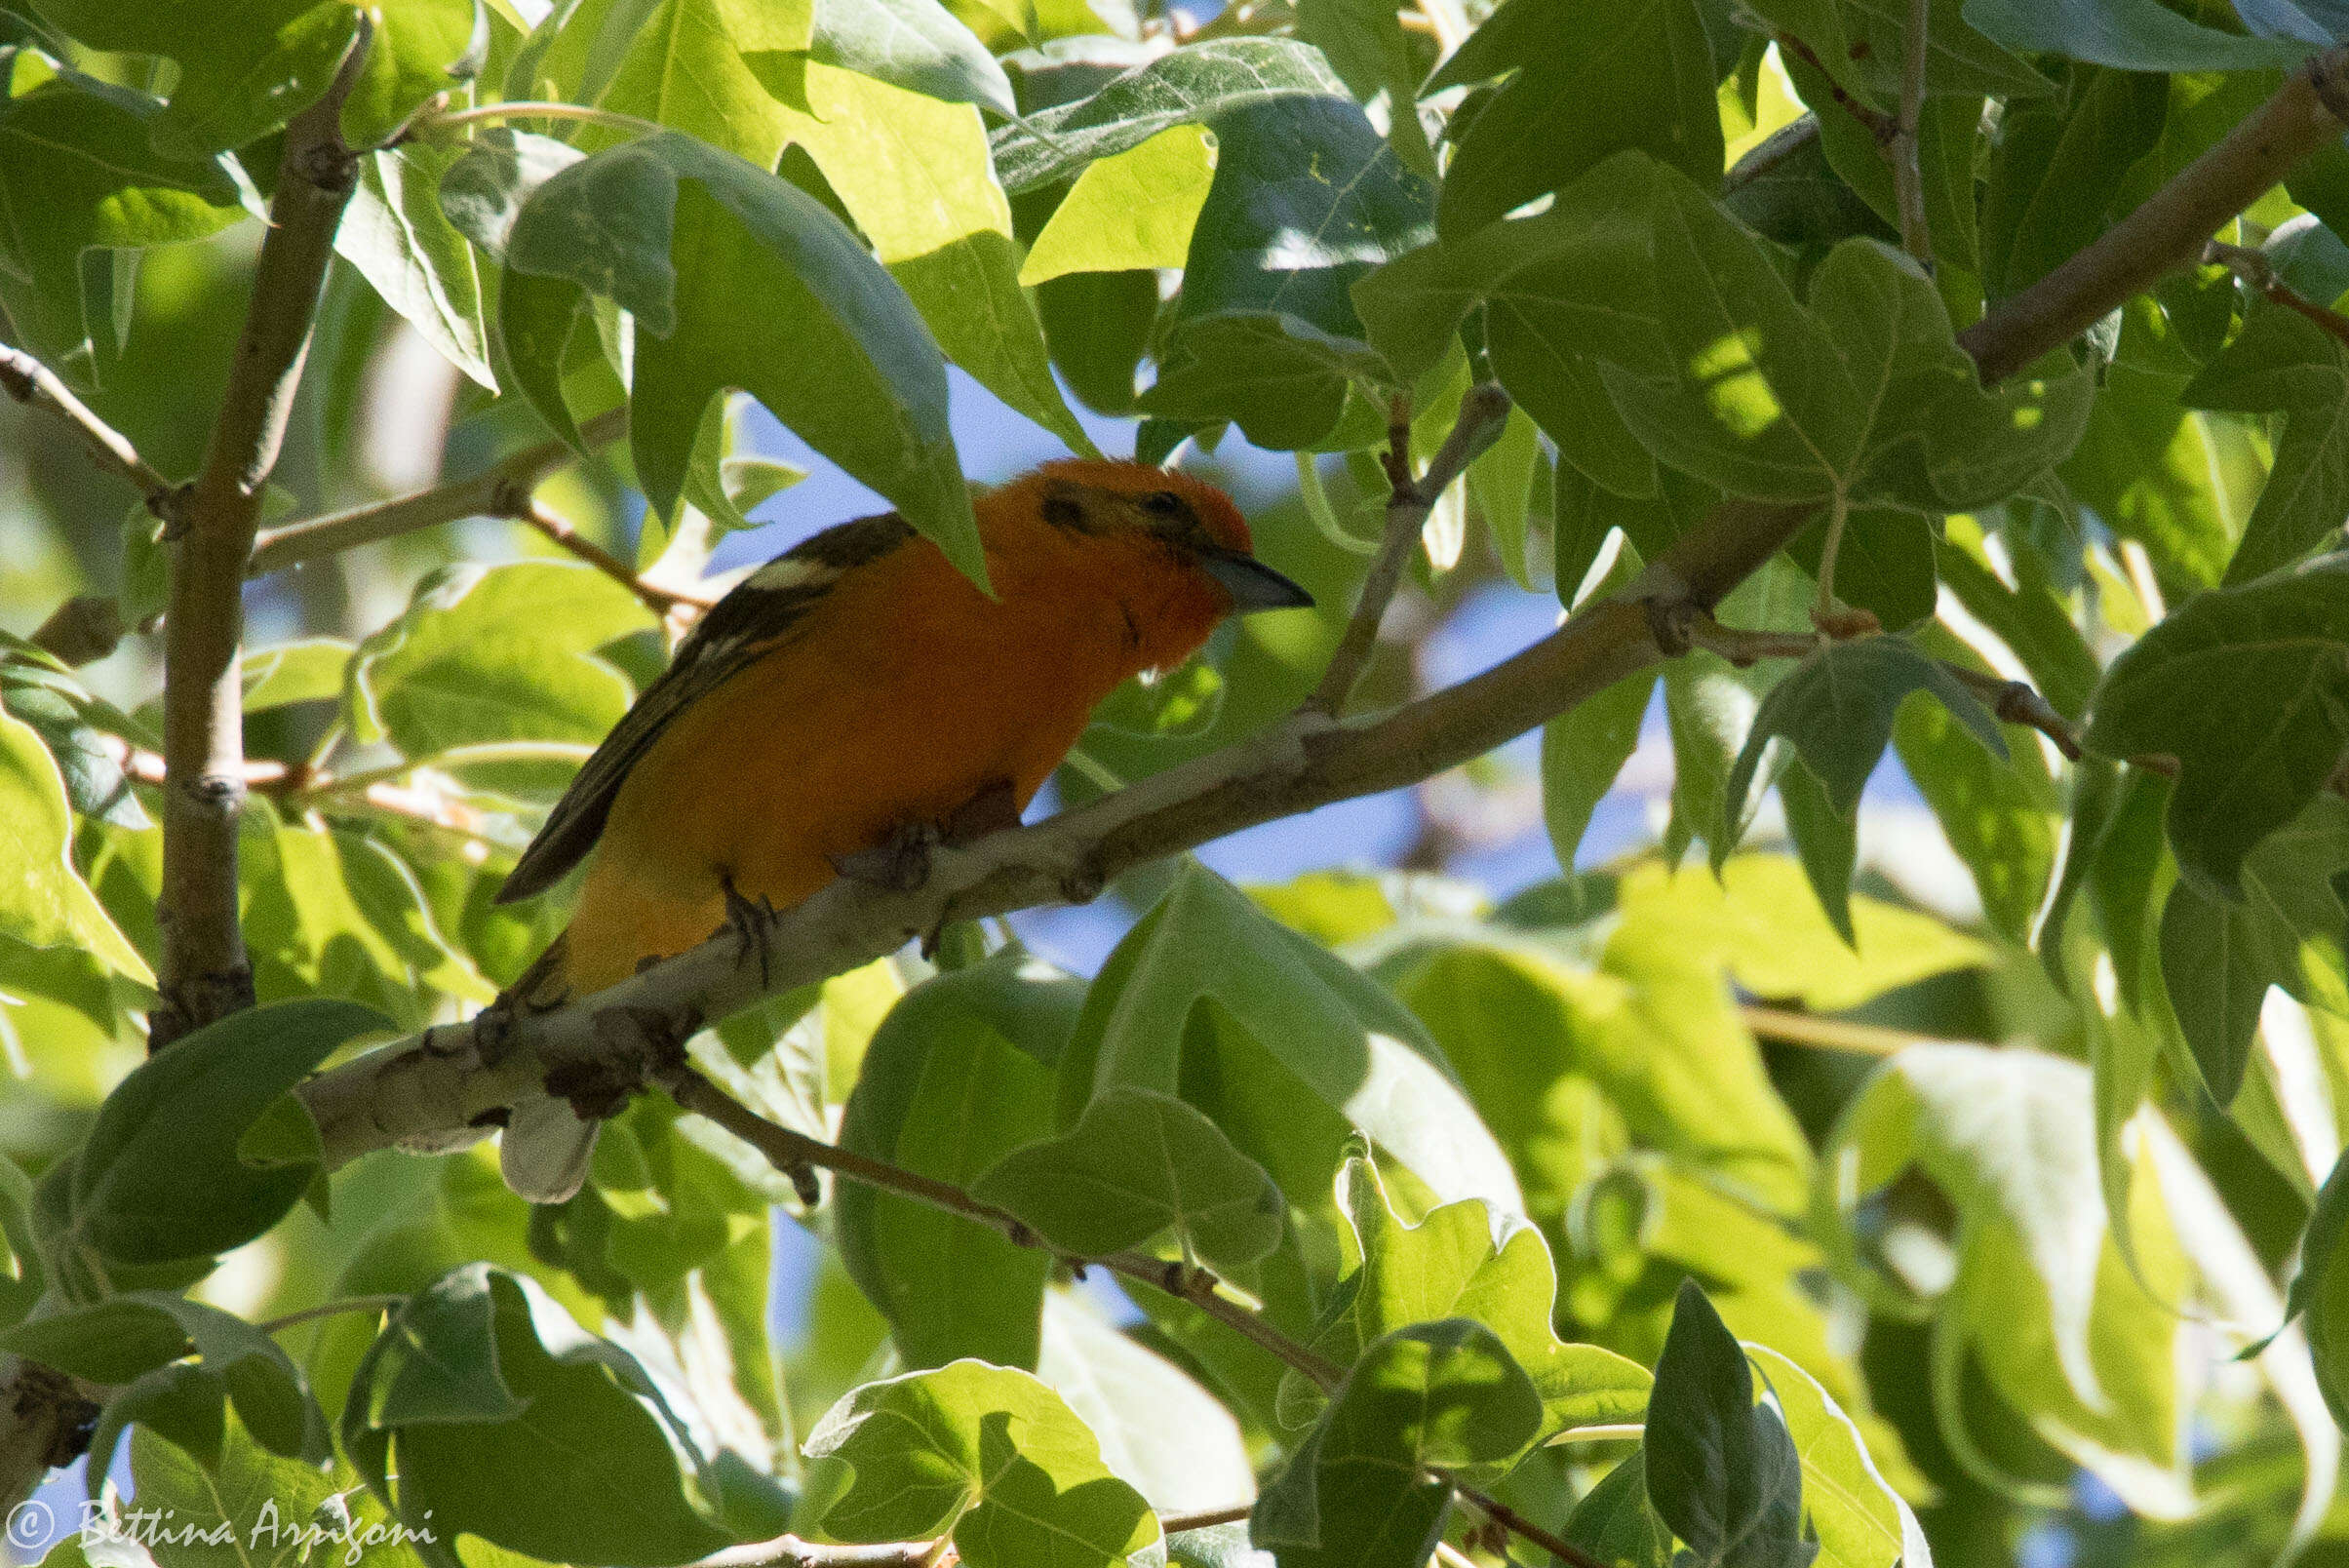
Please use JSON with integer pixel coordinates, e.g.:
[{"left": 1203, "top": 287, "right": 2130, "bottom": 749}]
[{"left": 491, "top": 931, "right": 602, "bottom": 1205}]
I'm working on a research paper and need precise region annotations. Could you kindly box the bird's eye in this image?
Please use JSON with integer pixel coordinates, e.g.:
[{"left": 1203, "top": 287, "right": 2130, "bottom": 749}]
[{"left": 1141, "top": 490, "right": 1186, "bottom": 518}]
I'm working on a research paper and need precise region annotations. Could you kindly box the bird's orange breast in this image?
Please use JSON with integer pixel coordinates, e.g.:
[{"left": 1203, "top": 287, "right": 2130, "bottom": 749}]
[{"left": 556, "top": 528, "right": 1219, "bottom": 993}]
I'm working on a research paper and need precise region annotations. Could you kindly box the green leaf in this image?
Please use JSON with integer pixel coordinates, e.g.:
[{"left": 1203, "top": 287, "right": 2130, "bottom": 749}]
[
  {"left": 1892, "top": 656, "right": 2057, "bottom": 944},
  {"left": 344, "top": 1265, "right": 733, "bottom": 1568},
  {"left": 66, "top": 1000, "right": 390, "bottom": 1267},
  {"left": 1137, "top": 311, "right": 1392, "bottom": 451},
  {"left": 974, "top": 1087, "right": 1284, "bottom": 1271},
  {"left": 1814, "top": 1044, "right": 2196, "bottom": 1516},
  {"left": 1961, "top": 0, "right": 2306, "bottom": 71},
  {"left": 1037, "top": 1294, "right": 1257, "bottom": 1513},
  {"left": 348, "top": 560, "right": 653, "bottom": 797},
  {"left": 1614, "top": 853, "right": 1991, "bottom": 1012},
  {"left": 28, "top": 0, "right": 486, "bottom": 154},
  {"left": 337, "top": 142, "right": 494, "bottom": 389},
  {"left": 1470, "top": 405, "right": 1545, "bottom": 589},
  {"left": 1426, "top": 0, "right": 1722, "bottom": 239},
  {"left": 47, "top": 1294, "right": 329, "bottom": 1483},
  {"left": 1779, "top": 757, "right": 1860, "bottom": 946},
  {"left": 1293, "top": 0, "right": 1433, "bottom": 176},
  {"left": 1542, "top": 670, "right": 1657, "bottom": 870},
  {"left": 1743, "top": 1345, "right": 1926, "bottom": 1568},
  {"left": 129, "top": 1410, "right": 354, "bottom": 1568},
  {"left": 991, "top": 38, "right": 1348, "bottom": 193},
  {"left": 1174, "top": 92, "right": 1432, "bottom": 345},
  {"left": 1254, "top": 1320, "right": 1541, "bottom": 1568},
  {"left": 589, "top": 0, "right": 815, "bottom": 166},
  {"left": 771, "top": 62, "right": 1095, "bottom": 458},
  {"left": 837, "top": 953, "right": 1080, "bottom": 1368},
  {"left": 0, "top": 76, "right": 244, "bottom": 363},
  {"left": 2085, "top": 560, "right": 2349, "bottom": 894},
  {"left": 1091, "top": 656, "right": 1227, "bottom": 739},
  {"left": 1565, "top": 1451, "right": 1671, "bottom": 1568},
  {"left": 811, "top": 0, "right": 1016, "bottom": 115},
  {"left": 1724, "top": 636, "right": 2007, "bottom": 829},
  {"left": 1935, "top": 517, "right": 2099, "bottom": 721},
  {"left": 242, "top": 638, "right": 357, "bottom": 713},
  {"left": 2184, "top": 300, "right": 2349, "bottom": 584},
  {"left": 1058, "top": 860, "right": 1524, "bottom": 1219},
  {"left": 1021, "top": 124, "right": 1217, "bottom": 285},
  {"left": 1312, "top": 1156, "right": 1652, "bottom": 1448},
  {"left": 803, "top": 1360, "right": 1161, "bottom": 1568},
  {"left": 440, "top": 128, "right": 586, "bottom": 261},
  {"left": 1, "top": 643, "right": 149, "bottom": 830},
  {"left": 2158, "top": 796, "right": 2349, "bottom": 1103},
  {"left": 503, "top": 133, "right": 982, "bottom": 583},
  {"left": 1644, "top": 1280, "right": 1810, "bottom": 1568}
]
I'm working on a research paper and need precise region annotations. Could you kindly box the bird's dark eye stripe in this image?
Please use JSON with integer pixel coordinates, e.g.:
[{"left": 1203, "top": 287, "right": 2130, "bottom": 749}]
[{"left": 1142, "top": 490, "right": 1186, "bottom": 517}]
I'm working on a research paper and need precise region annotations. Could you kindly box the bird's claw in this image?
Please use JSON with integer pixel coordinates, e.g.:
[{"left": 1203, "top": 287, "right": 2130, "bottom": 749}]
[{"left": 720, "top": 873, "right": 777, "bottom": 987}]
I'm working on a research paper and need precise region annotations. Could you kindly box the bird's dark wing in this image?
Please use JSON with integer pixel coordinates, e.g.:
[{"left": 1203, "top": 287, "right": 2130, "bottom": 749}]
[{"left": 492, "top": 512, "right": 916, "bottom": 904}]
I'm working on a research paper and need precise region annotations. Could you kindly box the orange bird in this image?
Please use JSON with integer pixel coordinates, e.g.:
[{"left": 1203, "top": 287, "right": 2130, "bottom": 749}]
[{"left": 490, "top": 459, "right": 1311, "bottom": 1197}]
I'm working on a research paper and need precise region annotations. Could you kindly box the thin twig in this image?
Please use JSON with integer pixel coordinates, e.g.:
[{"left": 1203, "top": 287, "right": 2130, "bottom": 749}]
[
  {"left": 0, "top": 345, "right": 176, "bottom": 509},
  {"left": 151, "top": 19, "right": 374, "bottom": 1049},
  {"left": 1742, "top": 1003, "right": 1930, "bottom": 1057},
  {"left": 1306, "top": 383, "right": 1512, "bottom": 716},
  {"left": 659, "top": 1066, "right": 1604, "bottom": 1568},
  {"left": 1723, "top": 116, "right": 1822, "bottom": 195},
  {"left": 2206, "top": 238, "right": 2349, "bottom": 348},
  {"left": 1891, "top": 0, "right": 1934, "bottom": 268},
  {"left": 1776, "top": 32, "right": 1897, "bottom": 140},
  {"left": 253, "top": 1295, "right": 409, "bottom": 1334},
  {"left": 1939, "top": 661, "right": 2084, "bottom": 760},
  {"left": 248, "top": 406, "right": 629, "bottom": 575},
  {"left": 522, "top": 498, "right": 711, "bottom": 615},
  {"left": 417, "top": 100, "right": 668, "bottom": 139}
]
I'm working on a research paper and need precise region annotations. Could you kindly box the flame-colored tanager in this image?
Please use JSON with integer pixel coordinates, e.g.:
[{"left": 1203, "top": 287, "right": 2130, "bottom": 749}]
[{"left": 489, "top": 459, "right": 1312, "bottom": 1197}]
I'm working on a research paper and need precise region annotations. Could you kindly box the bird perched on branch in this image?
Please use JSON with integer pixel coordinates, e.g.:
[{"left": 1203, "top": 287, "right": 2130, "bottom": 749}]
[{"left": 489, "top": 457, "right": 1313, "bottom": 1200}]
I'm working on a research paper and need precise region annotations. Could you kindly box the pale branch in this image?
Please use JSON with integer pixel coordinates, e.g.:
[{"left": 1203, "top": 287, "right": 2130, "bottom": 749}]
[
  {"left": 0, "top": 343, "right": 176, "bottom": 509},
  {"left": 705, "top": 1507, "right": 1259, "bottom": 1568},
  {"left": 246, "top": 405, "right": 630, "bottom": 576},
  {"left": 1306, "top": 382, "right": 1512, "bottom": 716},
  {"left": 661, "top": 1066, "right": 1608, "bottom": 1568},
  {"left": 107, "top": 725, "right": 494, "bottom": 837},
  {"left": 1891, "top": 0, "right": 1934, "bottom": 268},
  {"left": 2205, "top": 237, "right": 2349, "bottom": 350},
  {"left": 291, "top": 40, "right": 2349, "bottom": 1200},
  {"left": 1958, "top": 46, "right": 2349, "bottom": 386},
  {"left": 151, "top": 21, "right": 374, "bottom": 1049},
  {"left": 523, "top": 496, "right": 712, "bottom": 615}
]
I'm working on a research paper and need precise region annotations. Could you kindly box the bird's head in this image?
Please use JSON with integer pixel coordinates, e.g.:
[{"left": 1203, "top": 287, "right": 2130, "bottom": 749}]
[{"left": 1009, "top": 459, "right": 1315, "bottom": 614}]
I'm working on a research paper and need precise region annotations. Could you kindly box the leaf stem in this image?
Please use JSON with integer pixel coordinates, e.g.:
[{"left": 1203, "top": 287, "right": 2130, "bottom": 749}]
[
  {"left": 1306, "top": 383, "right": 1511, "bottom": 716},
  {"left": 418, "top": 100, "right": 669, "bottom": 139},
  {"left": 1294, "top": 451, "right": 1378, "bottom": 556},
  {"left": 1891, "top": 0, "right": 1935, "bottom": 268},
  {"left": 2206, "top": 238, "right": 2349, "bottom": 350},
  {"left": 254, "top": 1295, "right": 409, "bottom": 1334},
  {"left": 1812, "top": 488, "right": 1850, "bottom": 625}
]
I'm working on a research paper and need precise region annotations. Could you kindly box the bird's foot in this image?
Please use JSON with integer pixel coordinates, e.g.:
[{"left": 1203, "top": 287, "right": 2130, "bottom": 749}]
[
  {"left": 562, "top": 1001, "right": 704, "bottom": 1118},
  {"left": 830, "top": 819, "right": 940, "bottom": 891},
  {"left": 720, "top": 872, "right": 777, "bottom": 987},
  {"left": 940, "top": 777, "right": 1021, "bottom": 847}
]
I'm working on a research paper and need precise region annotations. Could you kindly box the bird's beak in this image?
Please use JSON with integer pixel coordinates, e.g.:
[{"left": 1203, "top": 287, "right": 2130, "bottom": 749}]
[{"left": 1199, "top": 547, "right": 1314, "bottom": 611}]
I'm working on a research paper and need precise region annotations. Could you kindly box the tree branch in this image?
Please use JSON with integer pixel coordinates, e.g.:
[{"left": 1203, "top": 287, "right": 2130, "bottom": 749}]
[
  {"left": 522, "top": 496, "right": 711, "bottom": 615},
  {"left": 1891, "top": 0, "right": 1934, "bottom": 268},
  {"left": 0, "top": 345, "right": 176, "bottom": 509},
  {"left": 150, "top": 22, "right": 374, "bottom": 1049},
  {"left": 2205, "top": 237, "right": 2349, "bottom": 348},
  {"left": 245, "top": 406, "right": 630, "bottom": 576},
  {"left": 1305, "top": 383, "right": 1512, "bottom": 716},
  {"left": 290, "top": 39, "right": 2349, "bottom": 1189}
]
